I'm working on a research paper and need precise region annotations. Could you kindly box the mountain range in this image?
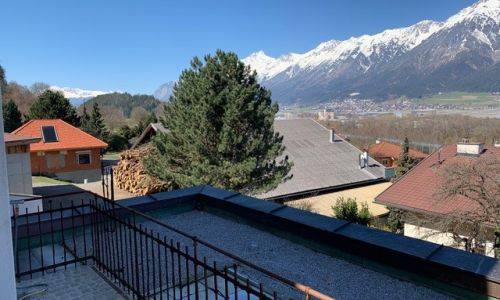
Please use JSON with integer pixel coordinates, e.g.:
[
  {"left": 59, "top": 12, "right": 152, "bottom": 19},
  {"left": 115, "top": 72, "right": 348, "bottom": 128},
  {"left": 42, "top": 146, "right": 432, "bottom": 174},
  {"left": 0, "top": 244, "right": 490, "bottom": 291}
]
[
  {"left": 241, "top": 0, "right": 500, "bottom": 105},
  {"left": 50, "top": 86, "right": 115, "bottom": 106}
]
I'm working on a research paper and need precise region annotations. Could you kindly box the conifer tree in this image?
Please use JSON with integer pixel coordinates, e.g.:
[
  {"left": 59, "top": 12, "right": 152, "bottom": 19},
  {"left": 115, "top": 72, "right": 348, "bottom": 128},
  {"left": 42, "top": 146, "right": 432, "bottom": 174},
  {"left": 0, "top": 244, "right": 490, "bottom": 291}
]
[
  {"left": 83, "top": 103, "right": 109, "bottom": 141},
  {"left": 3, "top": 99, "right": 22, "bottom": 132},
  {"left": 80, "top": 104, "right": 91, "bottom": 132},
  {"left": 144, "top": 50, "right": 291, "bottom": 194},
  {"left": 90, "top": 102, "right": 108, "bottom": 139},
  {"left": 395, "top": 137, "right": 416, "bottom": 177},
  {"left": 28, "top": 90, "right": 80, "bottom": 126}
]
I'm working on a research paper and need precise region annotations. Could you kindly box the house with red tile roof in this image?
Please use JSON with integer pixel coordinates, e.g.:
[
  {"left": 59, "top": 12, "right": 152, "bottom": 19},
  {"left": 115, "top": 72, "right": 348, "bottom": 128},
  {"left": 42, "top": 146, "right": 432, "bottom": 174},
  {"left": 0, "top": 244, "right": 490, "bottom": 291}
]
[
  {"left": 375, "top": 142, "right": 500, "bottom": 257},
  {"left": 12, "top": 119, "right": 107, "bottom": 183},
  {"left": 368, "top": 140, "right": 428, "bottom": 168}
]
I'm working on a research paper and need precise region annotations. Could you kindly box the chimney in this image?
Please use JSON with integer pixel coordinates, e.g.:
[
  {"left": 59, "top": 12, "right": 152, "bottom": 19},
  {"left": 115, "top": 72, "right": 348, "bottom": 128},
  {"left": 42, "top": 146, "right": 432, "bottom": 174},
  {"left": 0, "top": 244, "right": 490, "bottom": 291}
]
[
  {"left": 457, "top": 139, "right": 484, "bottom": 156},
  {"left": 495, "top": 140, "right": 500, "bottom": 148},
  {"left": 330, "top": 129, "right": 335, "bottom": 143},
  {"left": 375, "top": 139, "right": 381, "bottom": 144}
]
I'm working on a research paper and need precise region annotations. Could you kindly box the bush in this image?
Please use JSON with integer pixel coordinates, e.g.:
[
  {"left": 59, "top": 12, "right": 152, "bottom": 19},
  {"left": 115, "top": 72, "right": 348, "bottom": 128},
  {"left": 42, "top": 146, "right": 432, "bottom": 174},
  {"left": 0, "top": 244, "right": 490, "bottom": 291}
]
[
  {"left": 287, "top": 200, "right": 316, "bottom": 213},
  {"left": 106, "top": 133, "right": 129, "bottom": 152},
  {"left": 387, "top": 208, "right": 405, "bottom": 234},
  {"left": 332, "top": 196, "right": 372, "bottom": 226}
]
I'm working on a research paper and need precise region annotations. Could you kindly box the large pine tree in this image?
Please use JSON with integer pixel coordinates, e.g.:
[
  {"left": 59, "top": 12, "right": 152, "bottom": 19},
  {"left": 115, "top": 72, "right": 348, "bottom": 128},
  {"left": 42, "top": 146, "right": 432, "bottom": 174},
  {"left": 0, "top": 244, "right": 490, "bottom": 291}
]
[
  {"left": 28, "top": 90, "right": 80, "bottom": 126},
  {"left": 3, "top": 99, "right": 22, "bottom": 132},
  {"left": 144, "top": 50, "right": 291, "bottom": 194}
]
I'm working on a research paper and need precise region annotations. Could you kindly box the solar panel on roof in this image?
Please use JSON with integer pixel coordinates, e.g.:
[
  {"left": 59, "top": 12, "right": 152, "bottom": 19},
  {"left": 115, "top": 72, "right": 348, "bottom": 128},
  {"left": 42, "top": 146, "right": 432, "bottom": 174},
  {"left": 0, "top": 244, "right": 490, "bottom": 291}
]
[{"left": 42, "top": 125, "right": 58, "bottom": 142}]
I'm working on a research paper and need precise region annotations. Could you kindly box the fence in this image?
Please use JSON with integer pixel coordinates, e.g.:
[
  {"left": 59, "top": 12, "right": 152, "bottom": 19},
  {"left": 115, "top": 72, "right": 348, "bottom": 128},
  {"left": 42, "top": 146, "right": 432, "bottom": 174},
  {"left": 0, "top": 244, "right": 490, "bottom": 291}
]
[
  {"left": 12, "top": 193, "right": 334, "bottom": 300},
  {"left": 101, "top": 164, "right": 115, "bottom": 201}
]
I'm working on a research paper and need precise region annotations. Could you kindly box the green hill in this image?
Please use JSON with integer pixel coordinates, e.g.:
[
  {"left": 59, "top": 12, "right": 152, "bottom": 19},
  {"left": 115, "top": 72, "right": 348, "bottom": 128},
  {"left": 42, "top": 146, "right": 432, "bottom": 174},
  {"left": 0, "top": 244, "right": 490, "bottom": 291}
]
[{"left": 81, "top": 92, "right": 162, "bottom": 117}]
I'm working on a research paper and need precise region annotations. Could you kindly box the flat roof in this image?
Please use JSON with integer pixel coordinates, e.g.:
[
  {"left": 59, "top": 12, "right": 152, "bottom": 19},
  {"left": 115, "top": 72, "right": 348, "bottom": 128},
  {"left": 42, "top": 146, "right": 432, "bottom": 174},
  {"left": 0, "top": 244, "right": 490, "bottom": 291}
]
[
  {"left": 15, "top": 185, "right": 500, "bottom": 298},
  {"left": 3, "top": 132, "right": 40, "bottom": 145},
  {"left": 144, "top": 210, "right": 448, "bottom": 299},
  {"left": 118, "top": 185, "right": 500, "bottom": 299}
]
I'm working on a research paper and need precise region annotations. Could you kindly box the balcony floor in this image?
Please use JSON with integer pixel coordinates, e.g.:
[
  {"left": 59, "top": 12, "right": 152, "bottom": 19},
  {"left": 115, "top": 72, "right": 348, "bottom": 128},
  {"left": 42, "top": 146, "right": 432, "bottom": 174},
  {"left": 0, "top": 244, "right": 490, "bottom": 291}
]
[{"left": 16, "top": 265, "right": 125, "bottom": 299}]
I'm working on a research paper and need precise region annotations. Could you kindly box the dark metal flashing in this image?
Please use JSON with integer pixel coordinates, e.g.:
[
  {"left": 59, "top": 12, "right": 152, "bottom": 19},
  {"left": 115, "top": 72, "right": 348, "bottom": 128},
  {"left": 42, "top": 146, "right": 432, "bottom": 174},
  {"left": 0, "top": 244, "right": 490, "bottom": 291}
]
[{"left": 266, "top": 177, "right": 387, "bottom": 203}]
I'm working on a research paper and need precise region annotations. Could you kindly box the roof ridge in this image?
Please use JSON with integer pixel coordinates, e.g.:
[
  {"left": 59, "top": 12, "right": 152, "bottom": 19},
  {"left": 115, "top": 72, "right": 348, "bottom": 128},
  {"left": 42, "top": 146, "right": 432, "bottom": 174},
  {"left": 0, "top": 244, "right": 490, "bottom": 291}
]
[
  {"left": 12, "top": 119, "right": 34, "bottom": 134},
  {"left": 310, "top": 118, "right": 330, "bottom": 131}
]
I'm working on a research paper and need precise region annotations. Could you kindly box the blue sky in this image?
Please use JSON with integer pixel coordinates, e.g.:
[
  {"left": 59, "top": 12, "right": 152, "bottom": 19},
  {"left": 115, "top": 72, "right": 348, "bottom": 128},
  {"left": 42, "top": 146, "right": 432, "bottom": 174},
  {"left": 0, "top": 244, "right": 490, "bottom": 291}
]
[{"left": 0, "top": 0, "right": 476, "bottom": 94}]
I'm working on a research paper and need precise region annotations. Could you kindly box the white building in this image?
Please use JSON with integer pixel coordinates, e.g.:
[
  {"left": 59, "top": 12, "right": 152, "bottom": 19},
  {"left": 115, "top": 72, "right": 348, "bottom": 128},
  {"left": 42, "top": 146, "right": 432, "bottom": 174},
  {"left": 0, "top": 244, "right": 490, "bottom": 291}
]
[{"left": 4, "top": 132, "right": 41, "bottom": 215}]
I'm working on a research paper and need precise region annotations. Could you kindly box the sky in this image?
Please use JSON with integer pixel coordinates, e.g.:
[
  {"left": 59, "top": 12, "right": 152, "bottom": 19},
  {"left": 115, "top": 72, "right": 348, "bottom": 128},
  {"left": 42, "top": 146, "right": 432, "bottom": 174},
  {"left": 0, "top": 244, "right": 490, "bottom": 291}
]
[{"left": 0, "top": 0, "right": 477, "bottom": 95}]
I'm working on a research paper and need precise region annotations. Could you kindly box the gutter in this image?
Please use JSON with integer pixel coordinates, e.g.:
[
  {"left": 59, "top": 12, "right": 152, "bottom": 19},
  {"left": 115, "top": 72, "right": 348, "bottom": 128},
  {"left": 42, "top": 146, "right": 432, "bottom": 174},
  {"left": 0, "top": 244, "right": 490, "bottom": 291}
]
[{"left": 264, "top": 177, "right": 387, "bottom": 203}]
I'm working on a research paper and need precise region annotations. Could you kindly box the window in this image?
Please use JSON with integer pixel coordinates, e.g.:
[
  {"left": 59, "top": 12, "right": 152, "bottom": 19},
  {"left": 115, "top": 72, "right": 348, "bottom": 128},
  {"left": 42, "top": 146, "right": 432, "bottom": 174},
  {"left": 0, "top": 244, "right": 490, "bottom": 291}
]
[
  {"left": 77, "top": 152, "right": 91, "bottom": 165},
  {"left": 41, "top": 125, "right": 58, "bottom": 142}
]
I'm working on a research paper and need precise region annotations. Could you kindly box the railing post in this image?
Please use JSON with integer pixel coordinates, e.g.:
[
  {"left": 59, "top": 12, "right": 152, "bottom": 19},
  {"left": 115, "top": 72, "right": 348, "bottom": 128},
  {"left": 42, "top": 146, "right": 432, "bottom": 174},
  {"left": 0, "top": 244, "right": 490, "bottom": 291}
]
[
  {"left": 110, "top": 167, "right": 115, "bottom": 201},
  {"left": 101, "top": 162, "right": 105, "bottom": 198},
  {"left": 193, "top": 237, "right": 199, "bottom": 300}
]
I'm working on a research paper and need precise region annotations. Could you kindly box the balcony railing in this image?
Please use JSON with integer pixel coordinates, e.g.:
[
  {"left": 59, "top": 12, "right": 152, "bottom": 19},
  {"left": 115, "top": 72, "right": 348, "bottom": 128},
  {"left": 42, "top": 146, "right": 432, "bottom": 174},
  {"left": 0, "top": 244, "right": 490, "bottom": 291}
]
[{"left": 12, "top": 192, "right": 333, "bottom": 300}]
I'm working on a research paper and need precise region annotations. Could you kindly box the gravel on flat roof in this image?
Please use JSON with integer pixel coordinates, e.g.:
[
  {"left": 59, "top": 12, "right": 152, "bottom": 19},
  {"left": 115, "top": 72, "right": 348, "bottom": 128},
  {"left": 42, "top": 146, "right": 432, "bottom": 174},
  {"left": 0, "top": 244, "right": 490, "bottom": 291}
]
[{"left": 142, "top": 210, "right": 452, "bottom": 300}]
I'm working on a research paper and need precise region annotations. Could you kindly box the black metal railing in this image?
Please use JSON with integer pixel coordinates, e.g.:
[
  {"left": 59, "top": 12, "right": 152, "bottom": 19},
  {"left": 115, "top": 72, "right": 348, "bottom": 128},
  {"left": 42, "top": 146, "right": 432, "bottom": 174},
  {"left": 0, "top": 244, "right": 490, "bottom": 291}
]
[
  {"left": 91, "top": 199, "right": 278, "bottom": 299},
  {"left": 12, "top": 192, "right": 333, "bottom": 299}
]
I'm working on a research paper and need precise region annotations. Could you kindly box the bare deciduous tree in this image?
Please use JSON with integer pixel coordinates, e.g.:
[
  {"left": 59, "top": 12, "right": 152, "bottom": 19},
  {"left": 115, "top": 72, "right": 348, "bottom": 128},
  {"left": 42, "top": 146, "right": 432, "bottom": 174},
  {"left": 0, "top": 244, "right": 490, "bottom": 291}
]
[{"left": 431, "top": 154, "right": 499, "bottom": 256}]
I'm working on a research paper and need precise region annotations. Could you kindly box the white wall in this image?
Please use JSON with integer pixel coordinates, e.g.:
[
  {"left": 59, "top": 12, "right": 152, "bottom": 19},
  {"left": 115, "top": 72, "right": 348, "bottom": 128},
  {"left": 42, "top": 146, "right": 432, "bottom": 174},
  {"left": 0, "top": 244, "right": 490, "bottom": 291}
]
[
  {"left": 0, "top": 94, "right": 20, "bottom": 299},
  {"left": 404, "top": 223, "right": 495, "bottom": 257},
  {"left": 6, "top": 151, "right": 33, "bottom": 195}
]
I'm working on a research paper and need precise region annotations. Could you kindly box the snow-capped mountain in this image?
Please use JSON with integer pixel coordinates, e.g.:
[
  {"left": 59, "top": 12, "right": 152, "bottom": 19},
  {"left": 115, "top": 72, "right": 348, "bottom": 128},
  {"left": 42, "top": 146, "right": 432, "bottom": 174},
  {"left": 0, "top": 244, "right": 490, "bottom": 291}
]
[
  {"left": 153, "top": 81, "right": 175, "bottom": 101},
  {"left": 243, "top": 0, "right": 500, "bottom": 104},
  {"left": 50, "top": 86, "right": 115, "bottom": 106}
]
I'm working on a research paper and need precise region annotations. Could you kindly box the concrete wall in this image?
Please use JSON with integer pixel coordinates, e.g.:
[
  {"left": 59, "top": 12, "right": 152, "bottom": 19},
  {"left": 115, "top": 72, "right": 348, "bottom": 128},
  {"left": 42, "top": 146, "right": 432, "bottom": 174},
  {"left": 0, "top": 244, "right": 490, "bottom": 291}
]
[
  {"left": 6, "top": 149, "right": 33, "bottom": 195},
  {"left": 0, "top": 95, "right": 21, "bottom": 299},
  {"left": 404, "top": 223, "right": 495, "bottom": 257},
  {"left": 287, "top": 182, "right": 391, "bottom": 217},
  {"left": 55, "top": 168, "right": 101, "bottom": 183},
  {"left": 9, "top": 194, "right": 42, "bottom": 216}
]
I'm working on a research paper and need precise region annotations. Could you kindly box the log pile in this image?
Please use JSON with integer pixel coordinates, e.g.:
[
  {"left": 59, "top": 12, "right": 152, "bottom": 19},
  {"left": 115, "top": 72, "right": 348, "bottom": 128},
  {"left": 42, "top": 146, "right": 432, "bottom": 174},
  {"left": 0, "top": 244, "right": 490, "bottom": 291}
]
[{"left": 114, "top": 146, "right": 169, "bottom": 195}]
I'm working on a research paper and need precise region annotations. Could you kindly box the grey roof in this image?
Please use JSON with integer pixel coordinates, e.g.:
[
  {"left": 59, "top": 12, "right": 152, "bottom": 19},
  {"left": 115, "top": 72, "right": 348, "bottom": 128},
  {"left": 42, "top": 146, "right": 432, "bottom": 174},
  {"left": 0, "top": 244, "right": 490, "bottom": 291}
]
[
  {"left": 150, "top": 122, "right": 168, "bottom": 134},
  {"left": 131, "top": 122, "right": 169, "bottom": 149},
  {"left": 258, "top": 119, "right": 385, "bottom": 199}
]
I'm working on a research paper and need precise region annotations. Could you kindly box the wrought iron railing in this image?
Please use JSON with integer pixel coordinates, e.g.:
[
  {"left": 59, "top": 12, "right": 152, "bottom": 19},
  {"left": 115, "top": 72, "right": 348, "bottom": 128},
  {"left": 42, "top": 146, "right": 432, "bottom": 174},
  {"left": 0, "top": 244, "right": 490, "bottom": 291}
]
[{"left": 12, "top": 192, "right": 333, "bottom": 299}]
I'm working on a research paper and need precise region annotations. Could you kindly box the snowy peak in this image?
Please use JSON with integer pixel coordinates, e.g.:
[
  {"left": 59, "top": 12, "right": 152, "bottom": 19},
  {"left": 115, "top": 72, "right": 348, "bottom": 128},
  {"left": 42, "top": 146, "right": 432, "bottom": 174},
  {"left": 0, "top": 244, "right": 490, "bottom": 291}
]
[
  {"left": 240, "top": 0, "right": 499, "bottom": 104},
  {"left": 244, "top": 20, "right": 443, "bottom": 78},
  {"left": 444, "top": 0, "right": 499, "bottom": 28},
  {"left": 243, "top": 0, "right": 499, "bottom": 81},
  {"left": 50, "top": 86, "right": 113, "bottom": 99}
]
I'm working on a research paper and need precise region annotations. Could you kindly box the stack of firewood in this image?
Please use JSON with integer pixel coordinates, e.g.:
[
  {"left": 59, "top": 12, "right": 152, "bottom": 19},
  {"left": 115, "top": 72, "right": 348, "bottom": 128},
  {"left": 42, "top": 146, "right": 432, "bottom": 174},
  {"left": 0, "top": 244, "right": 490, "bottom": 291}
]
[{"left": 113, "top": 146, "right": 169, "bottom": 195}]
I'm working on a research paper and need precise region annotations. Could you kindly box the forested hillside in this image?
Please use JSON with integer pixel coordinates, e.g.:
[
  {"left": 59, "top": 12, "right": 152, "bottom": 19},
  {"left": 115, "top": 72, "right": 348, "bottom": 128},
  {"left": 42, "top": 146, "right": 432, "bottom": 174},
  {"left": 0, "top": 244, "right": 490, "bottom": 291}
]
[{"left": 81, "top": 93, "right": 161, "bottom": 117}]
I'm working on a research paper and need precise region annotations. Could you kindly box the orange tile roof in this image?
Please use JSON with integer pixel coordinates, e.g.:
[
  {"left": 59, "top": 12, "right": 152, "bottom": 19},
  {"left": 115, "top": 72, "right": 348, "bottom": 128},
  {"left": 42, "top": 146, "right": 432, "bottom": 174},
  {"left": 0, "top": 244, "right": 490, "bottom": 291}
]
[
  {"left": 375, "top": 144, "right": 500, "bottom": 215},
  {"left": 12, "top": 119, "right": 107, "bottom": 152},
  {"left": 369, "top": 140, "right": 427, "bottom": 159}
]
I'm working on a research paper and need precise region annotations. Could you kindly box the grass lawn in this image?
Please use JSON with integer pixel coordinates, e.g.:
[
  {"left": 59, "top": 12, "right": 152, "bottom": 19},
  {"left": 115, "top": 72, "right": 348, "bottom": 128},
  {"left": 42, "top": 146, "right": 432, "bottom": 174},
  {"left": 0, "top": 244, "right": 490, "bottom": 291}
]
[
  {"left": 103, "top": 151, "right": 121, "bottom": 160},
  {"left": 416, "top": 92, "right": 499, "bottom": 107},
  {"left": 32, "top": 176, "right": 68, "bottom": 186}
]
